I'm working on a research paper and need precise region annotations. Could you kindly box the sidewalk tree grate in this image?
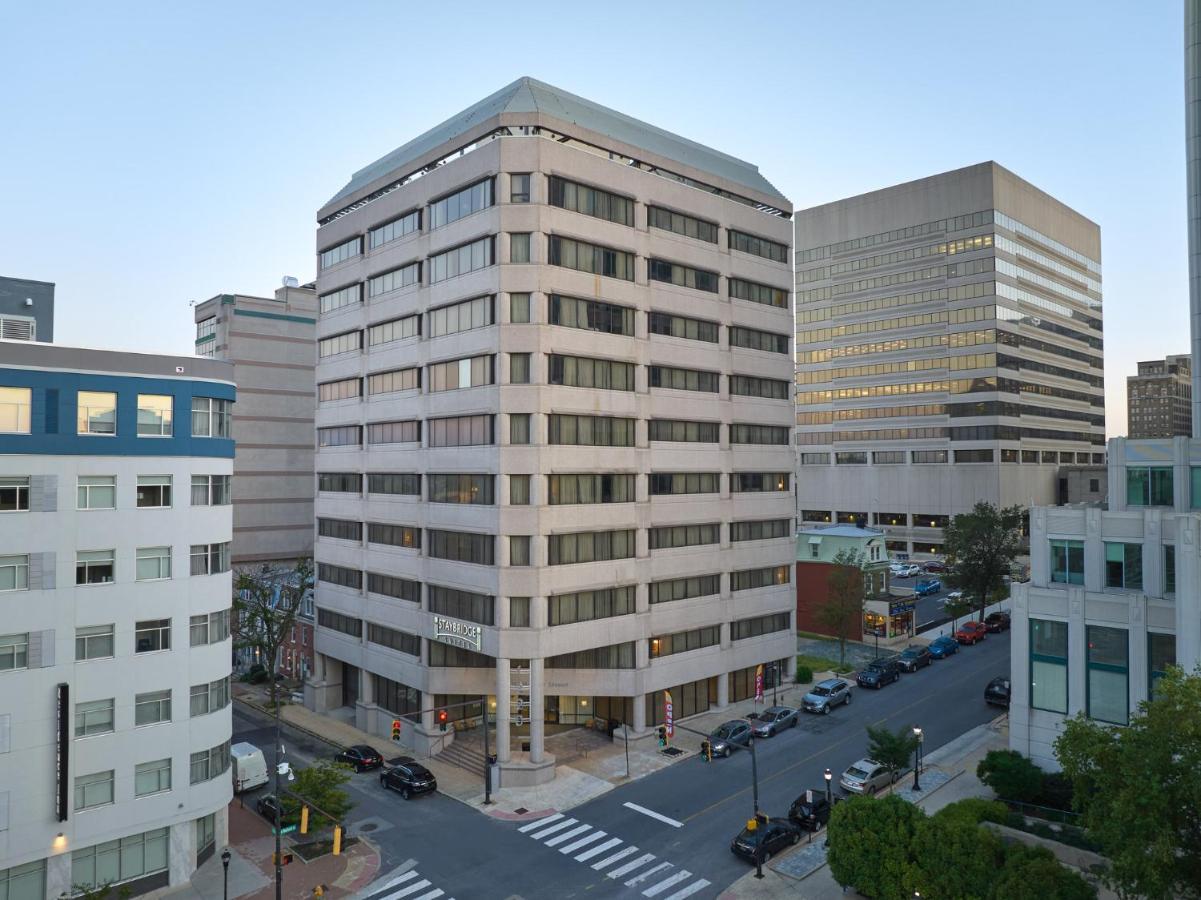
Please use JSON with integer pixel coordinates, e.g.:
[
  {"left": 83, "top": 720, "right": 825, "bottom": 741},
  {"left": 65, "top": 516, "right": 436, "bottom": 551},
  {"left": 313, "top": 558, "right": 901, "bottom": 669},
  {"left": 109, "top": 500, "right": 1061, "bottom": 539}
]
[
  {"left": 660, "top": 747, "right": 685, "bottom": 757},
  {"left": 514, "top": 807, "right": 528, "bottom": 815}
]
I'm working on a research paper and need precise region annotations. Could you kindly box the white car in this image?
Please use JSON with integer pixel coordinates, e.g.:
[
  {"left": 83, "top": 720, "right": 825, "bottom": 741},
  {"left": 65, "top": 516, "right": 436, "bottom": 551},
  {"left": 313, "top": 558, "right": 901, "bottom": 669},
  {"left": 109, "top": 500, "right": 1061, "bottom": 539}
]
[
  {"left": 896, "top": 564, "right": 922, "bottom": 578},
  {"left": 945, "top": 590, "right": 964, "bottom": 602}
]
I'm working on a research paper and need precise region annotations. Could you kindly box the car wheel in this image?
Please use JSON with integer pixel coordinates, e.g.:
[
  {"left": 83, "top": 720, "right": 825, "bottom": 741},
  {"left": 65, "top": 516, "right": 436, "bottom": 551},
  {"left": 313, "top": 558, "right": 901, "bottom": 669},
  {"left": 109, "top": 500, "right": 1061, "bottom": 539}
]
[
  {"left": 763, "top": 850, "right": 772, "bottom": 863},
  {"left": 845, "top": 693, "right": 852, "bottom": 705},
  {"left": 401, "top": 787, "right": 411, "bottom": 800},
  {"left": 822, "top": 704, "right": 830, "bottom": 715},
  {"left": 724, "top": 747, "right": 732, "bottom": 758},
  {"left": 868, "top": 784, "right": 877, "bottom": 795},
  {"left": 791, "top": 832, "right": 801, "bottom": 845}
]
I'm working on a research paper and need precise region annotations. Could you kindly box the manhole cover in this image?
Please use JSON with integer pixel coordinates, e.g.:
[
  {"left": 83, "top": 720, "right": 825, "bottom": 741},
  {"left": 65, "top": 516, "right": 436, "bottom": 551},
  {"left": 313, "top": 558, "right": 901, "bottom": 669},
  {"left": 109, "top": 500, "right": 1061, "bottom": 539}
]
[
  {"left": 660, "top": 747, "right": 684, "bottom": 757},
  {"left": 514, "top": 807, "right": 529, "bottom": 815},
  {"left": 358, "top": 823, "right": 378, "bottom": 833}
]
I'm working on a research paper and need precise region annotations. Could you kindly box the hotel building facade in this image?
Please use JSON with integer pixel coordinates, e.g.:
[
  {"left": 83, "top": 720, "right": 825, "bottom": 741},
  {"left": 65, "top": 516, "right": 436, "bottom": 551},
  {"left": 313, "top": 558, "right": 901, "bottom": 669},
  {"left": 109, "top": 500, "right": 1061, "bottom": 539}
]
[{"left": 307, "top": 77, "right": 796, "bottom": 782}]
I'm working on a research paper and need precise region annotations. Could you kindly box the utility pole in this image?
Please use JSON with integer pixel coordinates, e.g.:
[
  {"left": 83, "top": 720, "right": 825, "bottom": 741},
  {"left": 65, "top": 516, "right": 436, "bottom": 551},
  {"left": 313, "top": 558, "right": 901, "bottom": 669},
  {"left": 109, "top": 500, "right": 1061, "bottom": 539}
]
[
  {"left": 623, "top": 723, "right": 630, "bottom": 779},
  {"left": 482, "top": 696, "right": 492, "bottom": 805},
  {"left": 273, "top": 650, "right": 283, "bottom": 900}
]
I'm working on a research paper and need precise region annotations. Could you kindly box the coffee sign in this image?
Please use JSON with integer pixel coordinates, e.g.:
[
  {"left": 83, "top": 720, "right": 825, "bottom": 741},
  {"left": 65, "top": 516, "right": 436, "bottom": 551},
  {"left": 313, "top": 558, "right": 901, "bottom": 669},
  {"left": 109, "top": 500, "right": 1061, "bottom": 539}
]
[{"left": 432, "top": 615, "right": 483, "bottom": 651}]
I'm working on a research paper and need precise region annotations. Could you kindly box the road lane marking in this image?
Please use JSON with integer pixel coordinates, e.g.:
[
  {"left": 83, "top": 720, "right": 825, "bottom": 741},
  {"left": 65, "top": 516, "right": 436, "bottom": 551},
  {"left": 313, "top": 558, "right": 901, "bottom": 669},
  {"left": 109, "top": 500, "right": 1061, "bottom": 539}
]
[
  {"left": 575, "top": 836, "right": 622, "bottom": 861},
  {"left": 642, "top": 869, "right": 693, "bottom": 896},
  {"left": 591, "top": 845, "right": 639, "bottom": 870},
  {"left": 622, "top": 802, "right": 683, "bottom": 828},
  {"left": 607, "top": 853, "right": 657, "bottom": 879},
  {"left": 387, "top": 880, "right": 432, "bottom": 899},
  {"left": 518, "top": 812, "right": 562, "bottom": 833},
  {"left": 559, "top": 830, "right": 607, "bottom": 854},
  {"left": 365, "top": 866, "right": 418, "bottom": 896},
  {"left": 543, "top": 823, "right": 592, "bottom": 847},
  {"left": 527, "top": 817, "right": 577, "bottom": 840},
  {"left": 661, "top": 880, "right": 711, "bottom": 900},
  {"left": 624, "top": 861, "right": 672, "bottom": 886},
  {"left": 411, "top": 891, "right": 444, "bottom": 900}
]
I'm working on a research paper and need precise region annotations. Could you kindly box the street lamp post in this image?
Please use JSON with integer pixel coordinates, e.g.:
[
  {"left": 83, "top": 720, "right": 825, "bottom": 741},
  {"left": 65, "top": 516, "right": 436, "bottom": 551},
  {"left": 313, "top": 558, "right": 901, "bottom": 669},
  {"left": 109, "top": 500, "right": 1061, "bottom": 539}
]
[
  {"left": 221, "top": 849, "right": 231, "bottom": 900},
  {"left": 912, "top": 726, "right": 923, "bottom": 792},
  {"left": 824, "top": 767, "right": 833, "bottom": 806}
]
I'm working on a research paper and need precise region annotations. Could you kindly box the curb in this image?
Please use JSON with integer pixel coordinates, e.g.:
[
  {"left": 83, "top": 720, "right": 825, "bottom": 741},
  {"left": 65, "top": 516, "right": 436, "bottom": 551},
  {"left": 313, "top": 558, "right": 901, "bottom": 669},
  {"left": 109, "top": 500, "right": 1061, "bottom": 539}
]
[{"left": 234, "top": 697, "right": 348, "bottom": 753}]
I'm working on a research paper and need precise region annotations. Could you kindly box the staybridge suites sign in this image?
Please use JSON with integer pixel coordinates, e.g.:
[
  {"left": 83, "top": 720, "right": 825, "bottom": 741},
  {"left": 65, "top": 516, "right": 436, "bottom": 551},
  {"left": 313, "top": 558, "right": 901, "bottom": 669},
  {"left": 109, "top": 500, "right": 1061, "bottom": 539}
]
[{"left": 432, "top": 615, "right": 483, "bottom": 651}]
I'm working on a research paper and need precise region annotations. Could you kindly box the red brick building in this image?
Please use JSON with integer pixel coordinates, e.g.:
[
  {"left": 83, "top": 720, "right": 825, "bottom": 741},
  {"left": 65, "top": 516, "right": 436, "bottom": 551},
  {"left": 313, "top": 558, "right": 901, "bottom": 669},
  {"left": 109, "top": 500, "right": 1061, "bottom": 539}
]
[{"left": 795, "top": 525, "right": 892, "bottom": 639}]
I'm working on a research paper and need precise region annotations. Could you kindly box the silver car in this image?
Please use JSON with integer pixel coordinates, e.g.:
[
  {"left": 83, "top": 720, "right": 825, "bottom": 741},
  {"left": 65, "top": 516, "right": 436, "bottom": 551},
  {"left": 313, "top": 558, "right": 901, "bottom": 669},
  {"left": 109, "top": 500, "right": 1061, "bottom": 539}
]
[
  {"left": 751, "top": 706, "right": 798, "bottom": 738},
  {"left": 839, "top": 758, "right": 895, "bottom": 795},
  {"left": 802, "top": 678, "right": 852, "bottom": 715}
]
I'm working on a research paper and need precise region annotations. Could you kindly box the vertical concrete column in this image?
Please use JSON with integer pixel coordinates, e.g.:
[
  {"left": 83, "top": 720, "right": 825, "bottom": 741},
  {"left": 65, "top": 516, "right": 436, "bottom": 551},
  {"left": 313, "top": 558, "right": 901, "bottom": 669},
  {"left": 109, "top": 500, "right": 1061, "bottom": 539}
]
[
  {"left": 360, "top": 667, "right": 374, "bottom": 705},
  {"left": 1009, "top": 582, "right": 1032, "bottom": 757},
  {"left": 1143, "top": 509, "right": 1164, "bottom": 598},
  {"left": 1179, "top": 516, "right": 1201, "bottom": 670},
  {"left": 1030, "top": 508, "right": 1049, "bottom": 586},
  {"left": 1067, "top": 585, "right": 1087, "bottom": 717},
  {"left": 1108, "top": 438, "right": 1127, "bottom": 511},
  {"left": 1129, "top": 591, "right": 1149, "bottom": 710},
  {"left": 496, "top": 658, "right": 511, "bottom": 763},
  {"left": 632, "top": 692, "right": 647, "bottom": 733},
  {"left": 717, "top": 671, "right": 730, "bottom": 708},
  {"left": 1083, "top": 507, "right": 1104, "bottom": 593},
  {"left": 528, "top": 658, "right": 545, "bottom": 763}
]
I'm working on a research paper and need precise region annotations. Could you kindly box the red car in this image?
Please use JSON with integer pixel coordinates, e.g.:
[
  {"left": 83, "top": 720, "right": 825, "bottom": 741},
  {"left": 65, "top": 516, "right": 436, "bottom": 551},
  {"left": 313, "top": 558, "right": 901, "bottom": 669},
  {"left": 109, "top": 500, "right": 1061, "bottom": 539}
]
[
  {"left": 923, "top": 560, "right": 948, "bottom": 574},
  {"left": 955, "top": 622, "right": 987, "bottom": 645}
]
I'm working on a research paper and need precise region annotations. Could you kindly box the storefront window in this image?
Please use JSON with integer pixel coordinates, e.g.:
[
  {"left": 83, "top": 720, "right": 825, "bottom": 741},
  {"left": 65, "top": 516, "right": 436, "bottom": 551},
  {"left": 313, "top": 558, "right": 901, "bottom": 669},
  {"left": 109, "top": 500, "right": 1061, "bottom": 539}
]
[{"left": 646, "top": 677, "right": 718, "bottom": 725}]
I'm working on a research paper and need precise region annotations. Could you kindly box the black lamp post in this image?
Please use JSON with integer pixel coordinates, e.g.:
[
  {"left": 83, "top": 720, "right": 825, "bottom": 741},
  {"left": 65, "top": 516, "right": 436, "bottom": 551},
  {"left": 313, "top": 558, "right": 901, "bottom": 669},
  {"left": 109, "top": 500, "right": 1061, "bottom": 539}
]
[
  {"left": 221, "top": 848, "right": 231, "bottom": 900},
  {"left": 824, "top": 767, "right": 833, "bottom": 806},
  {"left": 912, "top": 726, "right": 923, "bottom": 791}
]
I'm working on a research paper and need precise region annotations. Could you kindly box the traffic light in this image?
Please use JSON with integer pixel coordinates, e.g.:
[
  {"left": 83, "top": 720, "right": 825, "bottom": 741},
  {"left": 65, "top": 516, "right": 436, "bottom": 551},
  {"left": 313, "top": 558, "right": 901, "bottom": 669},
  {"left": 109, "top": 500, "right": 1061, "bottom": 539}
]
[
  {"left": 700, "top": 739, "right": 712, "bottom": 762},
  {"left": 300, "top": 805, "right": 309, "bottom": 835},
  {"left": 391, "top": 719, "right": 402, "bottom": 741},
  {"left": 332, "top": 825, "right": 343, "bottom": 856},
  {"left": 656, "top": 725, "right": 667, "bottom": 748},
  {"left": 437, "top": 709, "right": 449, "bottom": 732},
  {"left": 755, "top": 812, "right": 769, "bottom": 826}
]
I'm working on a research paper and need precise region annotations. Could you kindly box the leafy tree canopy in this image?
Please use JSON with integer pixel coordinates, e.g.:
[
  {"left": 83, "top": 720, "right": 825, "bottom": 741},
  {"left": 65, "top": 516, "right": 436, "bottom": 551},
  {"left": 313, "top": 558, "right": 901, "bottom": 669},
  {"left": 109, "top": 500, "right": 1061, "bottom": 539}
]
[
  {"left": 818, "top": 548, "right": 867, "bottom": 669},
  {"left": 943, "top": 502, "right": 1023, "bottom": 618},
  {"left": 865, "top": 723, "right": 919, "bottom": 777}
]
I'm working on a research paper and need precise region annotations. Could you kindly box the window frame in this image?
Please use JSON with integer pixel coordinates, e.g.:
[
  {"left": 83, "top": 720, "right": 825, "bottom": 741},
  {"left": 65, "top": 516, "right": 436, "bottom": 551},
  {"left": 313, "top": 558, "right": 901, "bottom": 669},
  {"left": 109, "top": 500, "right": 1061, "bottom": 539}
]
[
  {"left": 77, "top": 391, "right": 117, "bottom": 436},
  {"left": 136, "top": 394, "right": 173, "bottom": 437}
]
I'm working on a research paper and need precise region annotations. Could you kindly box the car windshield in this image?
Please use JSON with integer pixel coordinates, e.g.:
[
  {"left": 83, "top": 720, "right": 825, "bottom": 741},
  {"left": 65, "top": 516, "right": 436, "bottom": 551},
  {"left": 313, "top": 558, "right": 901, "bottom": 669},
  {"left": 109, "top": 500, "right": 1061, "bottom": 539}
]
[
  {"left": 846, "top": 766, "right": 869, "bottom": 779},
  {"left": 901, "top": 649, "right": 918, "bottom": 658},
  {"left": 810, "top": 686, "right": 830, "bottom": 696},
  {"left": 715, "top": 726, "right": 734, "bottom": 739},
  {"left": 737, "top": 828, "right": 763, "bottom": 844}
]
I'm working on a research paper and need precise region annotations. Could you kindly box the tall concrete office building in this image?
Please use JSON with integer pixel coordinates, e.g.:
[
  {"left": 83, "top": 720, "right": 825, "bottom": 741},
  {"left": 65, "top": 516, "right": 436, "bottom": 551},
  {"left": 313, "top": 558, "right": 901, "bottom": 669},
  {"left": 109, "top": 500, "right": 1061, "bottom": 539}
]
[
  {"left": 307, "top": 77, "right": 796, "bottom": 783},
  {"left": 794, "top": 162, "right": 1104, "bottom": 558},
  {"left": 193, "top": 283, "right": 318, "bottom": 569},
  {"left": 0, "top": 275, "right": 54, "bottom": 342},
  {"left": 0, "top": 341, "right": 235, "bottom": 899},
  {"left": 1127, "top": 354, "right": 1192, "bottom": 438}
]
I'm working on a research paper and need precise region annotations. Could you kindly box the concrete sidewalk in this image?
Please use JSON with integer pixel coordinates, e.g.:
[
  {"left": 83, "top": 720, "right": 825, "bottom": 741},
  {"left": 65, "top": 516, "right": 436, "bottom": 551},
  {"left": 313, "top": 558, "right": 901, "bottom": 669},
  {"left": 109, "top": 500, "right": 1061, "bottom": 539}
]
[
  {"left": 176, "top": 801, "right": 380, "bottom": 900},
  {"left": 235, "top": 679, "right": 829, "bottom": 820}
]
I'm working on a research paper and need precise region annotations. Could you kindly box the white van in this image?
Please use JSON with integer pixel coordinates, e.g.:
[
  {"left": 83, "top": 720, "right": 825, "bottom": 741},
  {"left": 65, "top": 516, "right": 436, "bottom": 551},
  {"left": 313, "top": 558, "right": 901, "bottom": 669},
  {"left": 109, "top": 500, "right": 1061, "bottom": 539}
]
[{"left": 231, "top": 742, "right": 269, "bottom": 793}]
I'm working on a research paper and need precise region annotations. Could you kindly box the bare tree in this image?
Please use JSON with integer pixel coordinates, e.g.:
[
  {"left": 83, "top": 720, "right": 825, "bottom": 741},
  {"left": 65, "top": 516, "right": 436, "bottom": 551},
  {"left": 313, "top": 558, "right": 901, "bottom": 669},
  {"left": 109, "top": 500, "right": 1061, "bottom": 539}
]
[
  {"left": 818, "top": 548, "right": 867, "bottom": 670},
  {"left": 233, "top": 558, "right": 314, "bottom": 712}
]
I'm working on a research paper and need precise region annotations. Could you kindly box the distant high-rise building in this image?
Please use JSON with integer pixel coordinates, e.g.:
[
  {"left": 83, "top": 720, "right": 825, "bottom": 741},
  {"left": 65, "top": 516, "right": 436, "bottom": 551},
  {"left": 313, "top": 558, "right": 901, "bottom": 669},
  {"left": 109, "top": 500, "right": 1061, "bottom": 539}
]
[
  {"left": 794, "top": 161, "right": 1104, "bottom": 558},
  {"left": 308, "top": 77, "right": 796, "bottom": 779},
  {"left": 1126, "top": 354, "right": 1192, "bottom": 438},
  {"left": 0, "top": 275, "right": 54, "bottom": 342}
]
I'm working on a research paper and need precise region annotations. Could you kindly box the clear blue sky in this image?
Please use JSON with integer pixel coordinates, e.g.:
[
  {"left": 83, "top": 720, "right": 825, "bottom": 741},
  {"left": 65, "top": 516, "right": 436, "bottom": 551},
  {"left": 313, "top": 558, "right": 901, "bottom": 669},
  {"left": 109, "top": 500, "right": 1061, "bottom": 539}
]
[{"left": 0, "top": 1, "right": 1184, "bottom": 435}]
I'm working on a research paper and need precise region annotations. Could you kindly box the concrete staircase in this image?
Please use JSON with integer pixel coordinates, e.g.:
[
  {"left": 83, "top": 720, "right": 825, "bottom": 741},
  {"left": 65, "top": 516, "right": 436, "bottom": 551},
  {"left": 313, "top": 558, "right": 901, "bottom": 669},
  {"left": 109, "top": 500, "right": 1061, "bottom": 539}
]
[{"left": 436, "top": 734, "right": 486, "bottom": 777}]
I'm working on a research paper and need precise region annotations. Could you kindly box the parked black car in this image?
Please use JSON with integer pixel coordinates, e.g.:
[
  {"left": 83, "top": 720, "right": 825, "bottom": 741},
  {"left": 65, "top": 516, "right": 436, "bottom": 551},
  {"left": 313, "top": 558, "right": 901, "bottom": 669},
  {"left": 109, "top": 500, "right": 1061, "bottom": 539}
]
[
  {"left": 336, "top": 744, "right": 384, "bottom": 772},
  {"left": 985, "top": 676, "right": 1011, "bottom": 708},
  {"left": 730, "top": 819, "right": 801, "bottom": 862},
  {"left": 255, "top": 793, "right": 282, "bottom": 824},
  {"left": 788, "top": 793, "right": 832, "bottom": 831},
  {"left": 856, "top": 658, "right": 902, "bottom": 689},
  {"left": 984, "top": 611, "right": 1012, "bottom": 633},
  {"left": 709, "top": 721, "right": 753, "bottom": 757},
  {"left": 380, "top": 759, "right": 438, "bottom": 799},
  {"left": 897, "top": 645, "right": 932, "bottom": 672}
]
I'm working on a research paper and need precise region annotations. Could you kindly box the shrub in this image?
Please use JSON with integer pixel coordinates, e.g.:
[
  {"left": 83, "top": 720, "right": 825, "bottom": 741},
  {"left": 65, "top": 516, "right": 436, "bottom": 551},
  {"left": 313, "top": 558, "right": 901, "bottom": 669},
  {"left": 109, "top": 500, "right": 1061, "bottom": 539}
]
[
  {"left": 827, "top": 795, "right": 923, "bottom": 899},
  {"left": 976, "top": 749, "right": 1044, "bottom": 803},
  {"left": 911, "top": 815, "right": 1005, "bottom": 900},
  {"left": 1036, "top": 771, "right": 1075, "bottom": 811},
  {"left": 795, "top": 664, "right": 813, "bottom": 684},
  {"left": 991, "top": 845, "right": 1096, "bottom": 900},
  {"left": 932, "top": 797, "right": 1010, "bottom": 828}
]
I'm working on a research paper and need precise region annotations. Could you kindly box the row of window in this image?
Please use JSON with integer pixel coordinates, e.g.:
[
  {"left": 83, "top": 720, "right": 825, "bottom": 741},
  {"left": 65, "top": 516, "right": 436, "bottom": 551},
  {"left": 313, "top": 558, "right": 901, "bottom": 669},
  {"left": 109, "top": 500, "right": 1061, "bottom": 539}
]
[
  {"left": 0, "top": 389, "right": 230, "bottom": 438},
  {"left": 0, "top": 542, "right": 230, "bottom": 592},
  {"left": 319, "top": 414, "right": 791, "bottom": 449},
  {"left": 798, "top": 449, "right": 1105, "bottom": 468},
  {"left": 73, "top": 678, "right": 230, "bottom": 741},
  {"left": 72, "top": 740, "right": 231, "bottom": 816},
  {"left": 0, "top": 474, "right": 230, "bottom": 513},
  {"left": 1049, "top": 538, "right": 1177, "bottom": 593}
]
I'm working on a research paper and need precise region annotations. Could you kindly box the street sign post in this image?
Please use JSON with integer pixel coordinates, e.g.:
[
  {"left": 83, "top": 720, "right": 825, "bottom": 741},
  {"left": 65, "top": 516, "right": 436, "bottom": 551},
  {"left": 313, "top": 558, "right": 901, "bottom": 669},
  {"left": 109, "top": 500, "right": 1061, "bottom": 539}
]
[{"left": 275, "top": 825, "right": 297, "bottom": 835}]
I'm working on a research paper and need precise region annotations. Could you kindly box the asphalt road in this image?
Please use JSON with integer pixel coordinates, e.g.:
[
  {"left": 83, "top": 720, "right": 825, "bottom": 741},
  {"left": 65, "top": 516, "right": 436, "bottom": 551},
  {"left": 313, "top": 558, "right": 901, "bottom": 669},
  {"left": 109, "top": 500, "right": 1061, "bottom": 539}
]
[{"left": 233, "top": 629, "right": 1010, "bottom": 900}]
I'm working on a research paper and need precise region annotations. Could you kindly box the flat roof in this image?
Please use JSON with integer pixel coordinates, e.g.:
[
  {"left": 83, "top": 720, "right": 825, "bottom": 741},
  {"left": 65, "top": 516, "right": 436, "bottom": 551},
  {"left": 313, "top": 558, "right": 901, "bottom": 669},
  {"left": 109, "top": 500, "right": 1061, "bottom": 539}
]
[
  {"left": 0, "top": 339, "right": 234, "bottom": 384},
  {"left": 323, "top": 76, "right": 789, "bottom": 212}
]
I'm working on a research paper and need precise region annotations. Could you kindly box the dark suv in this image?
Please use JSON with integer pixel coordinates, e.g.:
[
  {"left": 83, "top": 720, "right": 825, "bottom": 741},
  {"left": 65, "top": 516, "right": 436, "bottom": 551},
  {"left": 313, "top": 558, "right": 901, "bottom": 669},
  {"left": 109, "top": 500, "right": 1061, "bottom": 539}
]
[
  {"left": 788, "top": 793, "right": 832, "bottom": 831},
  {"left": 897, "top": 645, "right": 932, "bottom": 672},
  {"left": 380, "top": 759, "right": 438, "bottom": 799},
  {"left": 856, "top": 658, "right": 902, "bottom": 689},
  {"left": 984, "top": 611, "right": 1012, "bottom": 633}
]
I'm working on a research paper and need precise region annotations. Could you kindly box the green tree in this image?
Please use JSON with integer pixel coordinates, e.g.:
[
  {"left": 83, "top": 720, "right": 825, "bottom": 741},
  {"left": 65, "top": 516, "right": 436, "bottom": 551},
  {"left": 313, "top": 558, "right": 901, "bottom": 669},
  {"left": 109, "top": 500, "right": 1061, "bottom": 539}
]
[
  {"left": 943, "top": 502, "right": 1023, "bottom": 620},
  {"left": 975, "top": 749, "right": 1045, "bottom": 803},
  {"left": 1055, "top": 666, "right": 1201, "bottom": 900},
  {"left": 283, "top": 761, "right": 355, "bottom": 831},
  {"left": 910, "top": 814, "right": 1005, "bottom": 899},
  {"left": 943, "top": 592, "right": 973, "bottom": 633},
  {"left": 990, "top": 845, "right": 1096, "bottom": 900},
  {"left": 234, "top": 558, "right": 314, "bottom": 714},
  {"left": 826, "top": 794, "right": 923, "bottom": 898},
  {"left": 865, "top": 723, "right": 919, "bottom": 783},
  {"left": 818, "top": 548, "right": 866, "bottom": 669},
  {"left": 930, "top": 797, "right": 1010, "bottom": 828}
]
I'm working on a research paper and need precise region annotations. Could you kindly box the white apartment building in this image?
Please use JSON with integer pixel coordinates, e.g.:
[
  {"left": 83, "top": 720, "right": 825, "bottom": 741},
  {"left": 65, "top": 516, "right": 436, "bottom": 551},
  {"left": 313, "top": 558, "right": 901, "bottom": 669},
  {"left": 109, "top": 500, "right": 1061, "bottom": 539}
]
[
  {"left": 0, "top": 342, "right": 235, "bottom": 899},
  {"left": 308, "top": 77, "right": 796, "bottom": 784},
  {"left": 1011, "top": 436, "right": 1201, "bottom": 769}
]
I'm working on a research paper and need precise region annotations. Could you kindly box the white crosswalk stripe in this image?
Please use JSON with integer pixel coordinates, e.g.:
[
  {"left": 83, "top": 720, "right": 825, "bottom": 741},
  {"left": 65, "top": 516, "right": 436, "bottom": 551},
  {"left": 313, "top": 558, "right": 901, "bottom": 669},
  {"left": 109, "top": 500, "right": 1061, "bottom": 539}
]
[
  {"left": 516, "top": 813, "right": 713, "bottom": 898},
  {"left": 358, "top": 867, "right": 456, "bottom": 900},
  {"left": 574, "top": 836, "right": 622, "bottom": 861}
]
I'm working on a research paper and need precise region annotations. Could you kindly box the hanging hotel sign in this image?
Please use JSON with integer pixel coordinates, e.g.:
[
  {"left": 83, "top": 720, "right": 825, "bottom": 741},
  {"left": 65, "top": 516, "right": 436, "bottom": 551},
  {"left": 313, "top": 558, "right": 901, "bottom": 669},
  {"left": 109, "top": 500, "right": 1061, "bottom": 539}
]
[{"left": 432, "top": 615, "right": 482, "bottom": 651}]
